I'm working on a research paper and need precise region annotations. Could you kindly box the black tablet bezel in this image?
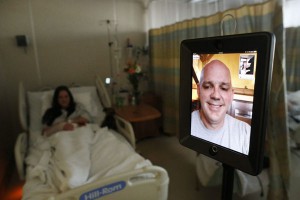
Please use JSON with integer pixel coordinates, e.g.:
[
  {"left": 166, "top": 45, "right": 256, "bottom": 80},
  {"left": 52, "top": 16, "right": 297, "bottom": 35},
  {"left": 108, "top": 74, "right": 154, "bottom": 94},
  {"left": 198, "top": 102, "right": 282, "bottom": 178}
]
[{"left": 179, "top": 32, "right": 275, "bottom": 175}]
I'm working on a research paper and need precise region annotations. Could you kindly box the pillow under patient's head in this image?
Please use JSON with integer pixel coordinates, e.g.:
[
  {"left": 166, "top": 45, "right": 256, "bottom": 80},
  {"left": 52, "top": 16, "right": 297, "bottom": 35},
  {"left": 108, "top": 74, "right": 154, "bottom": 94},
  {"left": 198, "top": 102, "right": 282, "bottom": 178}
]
[
  {"left": 28, "top": 86, "right": 105, "bottom": 134},
  {"left": 41, "top": 92, "right": 93, "bottom": 116}
]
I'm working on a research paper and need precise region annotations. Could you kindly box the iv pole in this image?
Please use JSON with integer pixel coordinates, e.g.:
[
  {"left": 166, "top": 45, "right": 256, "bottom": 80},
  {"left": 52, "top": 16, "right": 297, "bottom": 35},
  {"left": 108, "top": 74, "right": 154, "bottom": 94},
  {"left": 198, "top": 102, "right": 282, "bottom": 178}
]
[
  {"left": 104, "top": 18, "right": 120, "bottom": 103},
  {"left": 105, "top": 19, "right": 115, "bottom": 102},
  {"left": 106, "top": 20, "right": 114, "bottom": 83},
  {"left": 103, "top": 0, "right": 120, "bottom": 104}
]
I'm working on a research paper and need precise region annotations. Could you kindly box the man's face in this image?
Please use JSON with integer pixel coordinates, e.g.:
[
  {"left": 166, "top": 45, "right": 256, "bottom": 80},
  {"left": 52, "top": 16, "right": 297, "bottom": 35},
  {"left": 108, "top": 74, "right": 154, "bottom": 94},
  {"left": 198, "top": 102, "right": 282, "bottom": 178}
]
[{"left": 198, "top": 61, "right": 233, "bottom": 129}]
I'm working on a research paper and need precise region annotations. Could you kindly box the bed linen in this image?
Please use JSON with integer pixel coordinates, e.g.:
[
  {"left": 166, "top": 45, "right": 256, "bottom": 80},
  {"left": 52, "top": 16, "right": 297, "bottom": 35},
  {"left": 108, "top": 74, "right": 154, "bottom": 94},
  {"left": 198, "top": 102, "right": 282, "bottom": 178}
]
[{"left": 22, "top": 124, "right": 151, "bottom": 200}]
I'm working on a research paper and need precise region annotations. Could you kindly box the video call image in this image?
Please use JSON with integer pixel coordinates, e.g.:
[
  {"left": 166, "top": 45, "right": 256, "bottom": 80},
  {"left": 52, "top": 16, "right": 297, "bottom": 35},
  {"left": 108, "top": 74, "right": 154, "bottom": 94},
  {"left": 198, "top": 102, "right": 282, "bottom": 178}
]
[{"left": 191, "top": 52, "right": 257, "bottom": 155}]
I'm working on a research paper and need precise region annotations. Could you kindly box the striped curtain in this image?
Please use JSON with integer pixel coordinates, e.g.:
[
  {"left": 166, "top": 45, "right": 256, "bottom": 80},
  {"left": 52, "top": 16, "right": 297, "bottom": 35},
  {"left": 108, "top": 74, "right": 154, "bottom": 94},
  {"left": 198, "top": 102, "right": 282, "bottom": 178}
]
[
  {"left": 286, "top": 27, "right": 300, "bottom": 91},
  {"left": 149, "top": 0, "right": 290, "bottom": 199}
]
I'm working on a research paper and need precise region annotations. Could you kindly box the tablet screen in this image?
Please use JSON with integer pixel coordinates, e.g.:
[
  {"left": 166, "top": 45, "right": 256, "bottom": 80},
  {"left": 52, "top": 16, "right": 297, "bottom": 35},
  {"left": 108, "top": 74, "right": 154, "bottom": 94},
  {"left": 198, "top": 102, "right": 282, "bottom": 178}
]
[
  {"left": 179, "top": 32, "right": 275, "bottom": 175},
  {"left": 191, "top": 52, "right": 257, "bottom": 155}
]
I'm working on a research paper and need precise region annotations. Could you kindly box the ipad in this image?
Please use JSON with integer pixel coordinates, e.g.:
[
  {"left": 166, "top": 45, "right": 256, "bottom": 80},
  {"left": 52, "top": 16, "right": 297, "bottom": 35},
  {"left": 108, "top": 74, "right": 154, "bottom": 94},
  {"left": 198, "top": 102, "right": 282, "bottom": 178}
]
[{"left": 179, "top": 32, "right": 275, "bottom": 175}]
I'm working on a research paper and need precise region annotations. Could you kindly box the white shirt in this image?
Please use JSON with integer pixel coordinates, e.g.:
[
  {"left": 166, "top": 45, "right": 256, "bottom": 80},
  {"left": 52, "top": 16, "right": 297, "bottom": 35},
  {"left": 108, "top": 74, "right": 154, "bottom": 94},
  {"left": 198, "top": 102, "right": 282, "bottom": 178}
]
[{"left": 191, "top": 110, "right": 251, "bottom": 155}]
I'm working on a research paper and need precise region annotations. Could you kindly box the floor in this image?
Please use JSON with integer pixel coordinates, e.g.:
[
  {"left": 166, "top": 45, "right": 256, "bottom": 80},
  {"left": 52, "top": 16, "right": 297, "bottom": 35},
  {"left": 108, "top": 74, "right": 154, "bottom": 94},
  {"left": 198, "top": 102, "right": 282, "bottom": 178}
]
[
  {"left": 290, "top": 146, "right": 300, "bottom": 200},
  {"left": 3, "top": 134, "right": 300, "bottom": 200},
  {"left": 136, "top": 134, "right": 300, "bottom": 200},
  {"left": 2, "top": 170, "right": 24, "bottom": 200},
  {"left": 136, "top": 135, "right": 222, "bottom": 200}
]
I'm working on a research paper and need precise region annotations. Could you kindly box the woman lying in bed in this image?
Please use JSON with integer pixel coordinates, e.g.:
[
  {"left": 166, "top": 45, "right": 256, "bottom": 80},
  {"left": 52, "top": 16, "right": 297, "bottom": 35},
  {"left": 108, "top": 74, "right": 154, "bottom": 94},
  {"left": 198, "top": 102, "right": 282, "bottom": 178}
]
[
  {"left": 21, "top": 85, "right": 156, "bottom": 199},
  {"left": 42, "top": 85, "right": 92, "bottom": 137}
]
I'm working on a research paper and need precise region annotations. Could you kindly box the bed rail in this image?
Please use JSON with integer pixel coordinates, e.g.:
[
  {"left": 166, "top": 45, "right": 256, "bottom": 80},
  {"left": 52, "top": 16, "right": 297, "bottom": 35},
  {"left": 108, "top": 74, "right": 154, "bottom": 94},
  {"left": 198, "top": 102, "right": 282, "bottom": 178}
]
[
  {"left": 95, "top": 76, "right": 136, "bottom": 148},
  {"left": 114, "top": 115, "right": 136, "bottom": 149},
  {"left": 95, "top": 75, "right": 112, "bottom": 108},
  {"left": 19, "top": 82, "right": 28, "bottom": 131},
  {"left": 53, "top": 165, "right": 169, "bottom": 200},
  {"left": 14, "top": 132, "right": 27, "bottom": 180}
]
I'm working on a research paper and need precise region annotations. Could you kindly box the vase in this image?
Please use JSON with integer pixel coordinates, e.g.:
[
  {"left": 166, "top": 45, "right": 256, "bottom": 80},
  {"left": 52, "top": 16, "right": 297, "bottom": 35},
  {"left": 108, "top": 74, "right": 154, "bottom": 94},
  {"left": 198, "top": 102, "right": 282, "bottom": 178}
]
[{"left": 132, "top": 90, "right": 140, "bottom": 105}]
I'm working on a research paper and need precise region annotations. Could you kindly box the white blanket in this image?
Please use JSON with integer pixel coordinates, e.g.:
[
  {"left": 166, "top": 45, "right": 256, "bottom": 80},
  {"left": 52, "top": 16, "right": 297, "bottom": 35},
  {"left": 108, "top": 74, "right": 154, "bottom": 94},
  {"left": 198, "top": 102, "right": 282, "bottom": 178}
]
[{"left": 22, "top": 125, "right": 151, "bottom": 200}]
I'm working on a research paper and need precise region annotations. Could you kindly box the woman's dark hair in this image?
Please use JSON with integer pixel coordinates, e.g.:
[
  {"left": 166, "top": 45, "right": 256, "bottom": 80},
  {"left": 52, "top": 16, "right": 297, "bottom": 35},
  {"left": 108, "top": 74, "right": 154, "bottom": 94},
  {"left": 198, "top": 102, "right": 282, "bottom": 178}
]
[{"left": 42, "top": 86, "right": 76, "bottom": 126}]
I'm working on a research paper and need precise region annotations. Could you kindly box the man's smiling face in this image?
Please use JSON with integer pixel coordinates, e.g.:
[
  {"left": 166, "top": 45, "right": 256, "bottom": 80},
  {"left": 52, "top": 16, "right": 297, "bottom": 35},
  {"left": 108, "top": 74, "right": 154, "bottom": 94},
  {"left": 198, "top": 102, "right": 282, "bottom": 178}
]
[{"left": 198, "top": 60, "right": 234, "bottom": 130}]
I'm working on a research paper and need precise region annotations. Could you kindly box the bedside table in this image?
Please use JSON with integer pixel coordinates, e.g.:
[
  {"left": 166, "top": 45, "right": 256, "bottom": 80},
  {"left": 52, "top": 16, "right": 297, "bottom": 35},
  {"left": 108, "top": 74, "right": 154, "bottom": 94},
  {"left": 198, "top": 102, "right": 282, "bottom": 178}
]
[{"left": 114, "top": 103, "right": 162, "bottom": 140}]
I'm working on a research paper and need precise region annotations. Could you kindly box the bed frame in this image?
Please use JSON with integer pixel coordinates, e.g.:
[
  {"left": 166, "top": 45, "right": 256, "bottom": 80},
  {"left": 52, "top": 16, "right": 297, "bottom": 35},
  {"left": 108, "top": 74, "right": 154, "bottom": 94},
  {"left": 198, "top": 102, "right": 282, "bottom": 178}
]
[
  {"left": 95, "top": 75, "right": 136, "bottom": 148},
  {"left": 14, "top": 76, "right": 169, "bottom": 200}
]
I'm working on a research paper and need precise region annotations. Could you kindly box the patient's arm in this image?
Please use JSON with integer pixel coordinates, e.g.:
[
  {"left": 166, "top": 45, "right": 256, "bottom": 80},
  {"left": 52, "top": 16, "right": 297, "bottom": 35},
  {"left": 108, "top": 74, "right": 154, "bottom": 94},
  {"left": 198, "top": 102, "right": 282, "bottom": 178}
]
[
  {"left": 43, "top": 122, "right": 75, "bottom": 137},
  {"left": 71, "top": 116, "right": 89, "bottom": 126},
  {"left": 43, "top": 114, "right": 89, "bottom": 137}
]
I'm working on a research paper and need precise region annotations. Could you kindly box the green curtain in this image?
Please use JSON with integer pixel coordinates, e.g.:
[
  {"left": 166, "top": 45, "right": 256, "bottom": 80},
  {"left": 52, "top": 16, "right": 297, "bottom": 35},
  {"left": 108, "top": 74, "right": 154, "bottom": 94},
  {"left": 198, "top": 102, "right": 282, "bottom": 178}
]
[
  {"left": 286, "top": 27, "right": 300, "bottom": 91},
  {"left": 264, "top": 2, "right": 290, "bottom": 200},
  {"left": 149, "top": 10, "right": 223, "bottom": 135},
  {"left": 149, "top": 0, "right": 290, "bottom": 199}
]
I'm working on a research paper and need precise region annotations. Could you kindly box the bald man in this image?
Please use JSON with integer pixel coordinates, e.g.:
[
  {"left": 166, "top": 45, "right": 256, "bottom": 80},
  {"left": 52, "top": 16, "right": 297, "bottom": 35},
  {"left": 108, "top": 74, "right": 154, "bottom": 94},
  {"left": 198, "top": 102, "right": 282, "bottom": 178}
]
[{"left": 191, "top": 60, "right": 251, "bottom": 155}]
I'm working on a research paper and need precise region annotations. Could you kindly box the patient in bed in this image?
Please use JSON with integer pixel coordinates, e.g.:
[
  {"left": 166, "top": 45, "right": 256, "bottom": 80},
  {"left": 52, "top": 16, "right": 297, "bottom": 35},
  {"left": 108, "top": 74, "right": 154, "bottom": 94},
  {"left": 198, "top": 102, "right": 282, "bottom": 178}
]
[{"left": 42, "top": 85, "right": 92, "bottom": 137}]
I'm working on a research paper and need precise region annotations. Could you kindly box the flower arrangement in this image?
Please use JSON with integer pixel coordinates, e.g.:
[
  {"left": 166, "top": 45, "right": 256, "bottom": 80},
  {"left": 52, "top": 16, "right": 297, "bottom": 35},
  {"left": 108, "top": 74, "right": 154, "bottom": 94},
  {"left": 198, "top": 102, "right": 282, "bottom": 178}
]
[
  {"left": 123, "top": 42, "right": 148, "bottom": 104},
  {"left": 124, "top": 60, "right": 143, "bottom": 92}
]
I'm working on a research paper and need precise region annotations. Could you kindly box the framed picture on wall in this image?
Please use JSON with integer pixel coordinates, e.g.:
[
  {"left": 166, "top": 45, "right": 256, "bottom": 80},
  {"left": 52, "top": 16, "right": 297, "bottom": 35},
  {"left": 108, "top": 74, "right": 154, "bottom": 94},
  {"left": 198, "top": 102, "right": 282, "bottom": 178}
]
[{"left": 238, "top": 54, "right": 256, "bottom": 80}]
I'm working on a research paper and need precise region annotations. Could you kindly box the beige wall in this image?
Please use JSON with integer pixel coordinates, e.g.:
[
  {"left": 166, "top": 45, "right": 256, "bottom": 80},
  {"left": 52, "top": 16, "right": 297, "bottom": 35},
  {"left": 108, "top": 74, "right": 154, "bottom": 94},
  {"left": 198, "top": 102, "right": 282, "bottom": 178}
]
[{"left": 0, "top": 0, "right": 146, "bottom": 154}]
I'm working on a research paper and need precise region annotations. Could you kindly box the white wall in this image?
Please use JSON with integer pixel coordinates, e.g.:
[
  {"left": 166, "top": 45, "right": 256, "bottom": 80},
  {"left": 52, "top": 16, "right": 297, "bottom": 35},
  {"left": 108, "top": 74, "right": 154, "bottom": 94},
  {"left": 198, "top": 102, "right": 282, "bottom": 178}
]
[
  {"left": 284, "top": 0, "right": 300, "bottom": 27},
  {"left": 0, "top": 0, "right": 146, "bottom": 153},
  {"left": 145, "top": 0, "right": 268, "bottom": 30}
]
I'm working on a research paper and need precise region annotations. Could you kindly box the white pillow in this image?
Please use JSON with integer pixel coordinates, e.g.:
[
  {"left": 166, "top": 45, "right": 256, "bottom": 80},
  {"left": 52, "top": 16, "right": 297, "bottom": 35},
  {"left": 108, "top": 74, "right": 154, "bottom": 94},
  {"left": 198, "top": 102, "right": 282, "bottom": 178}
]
[
  {"left": 74, "top": 92, "right": 94, "bottom": 116},
  {"left": 41, "top": 92, "right": 93, "bottom": 117},
  {"left": 28, "top": 90, "right": 55, "bottom": 132},
  {"left": 70, "top": 87, "right": 105, "bottom": 123},
  {"left": 40, "top": 92, "right": 54, "bottom": 116}
]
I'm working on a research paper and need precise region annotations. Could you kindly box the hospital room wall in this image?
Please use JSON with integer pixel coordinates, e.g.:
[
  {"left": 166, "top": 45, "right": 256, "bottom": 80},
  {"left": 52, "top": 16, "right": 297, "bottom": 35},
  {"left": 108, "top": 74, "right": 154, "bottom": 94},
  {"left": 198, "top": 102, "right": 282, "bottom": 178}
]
[{"left": 0, "top": 0, "right": 146, "bottom": 162}]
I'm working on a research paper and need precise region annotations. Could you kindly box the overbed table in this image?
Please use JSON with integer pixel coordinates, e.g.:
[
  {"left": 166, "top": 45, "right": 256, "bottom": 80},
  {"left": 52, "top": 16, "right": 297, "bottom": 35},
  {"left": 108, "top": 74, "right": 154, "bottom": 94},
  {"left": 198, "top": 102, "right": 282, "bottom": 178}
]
[{"left": 114, "top": 103, "right": 161, "bottom": 141}]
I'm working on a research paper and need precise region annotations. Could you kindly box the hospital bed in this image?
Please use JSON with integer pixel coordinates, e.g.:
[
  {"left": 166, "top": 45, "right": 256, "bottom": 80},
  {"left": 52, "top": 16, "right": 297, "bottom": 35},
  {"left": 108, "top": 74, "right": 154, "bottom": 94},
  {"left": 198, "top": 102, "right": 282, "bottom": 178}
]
[{"left": 14, "top": 76, "right": 169, "bottom": 200}]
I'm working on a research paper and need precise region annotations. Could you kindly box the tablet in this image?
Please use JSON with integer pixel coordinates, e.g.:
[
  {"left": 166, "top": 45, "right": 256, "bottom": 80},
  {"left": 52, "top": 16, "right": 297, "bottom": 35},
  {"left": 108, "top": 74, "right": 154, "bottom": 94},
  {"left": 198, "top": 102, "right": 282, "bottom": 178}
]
[{"left": 179, "top": 32, "right": 275, "bottom": 175}]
